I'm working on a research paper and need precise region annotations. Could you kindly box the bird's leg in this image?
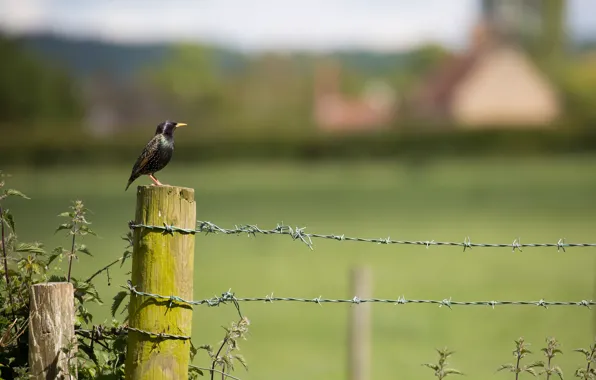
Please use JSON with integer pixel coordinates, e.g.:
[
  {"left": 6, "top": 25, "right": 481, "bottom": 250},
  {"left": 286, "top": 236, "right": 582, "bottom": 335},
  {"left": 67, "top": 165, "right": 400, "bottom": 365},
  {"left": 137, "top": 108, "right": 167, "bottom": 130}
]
[{"left": 149, "top": 174, "right": 163, "bottom": 186}]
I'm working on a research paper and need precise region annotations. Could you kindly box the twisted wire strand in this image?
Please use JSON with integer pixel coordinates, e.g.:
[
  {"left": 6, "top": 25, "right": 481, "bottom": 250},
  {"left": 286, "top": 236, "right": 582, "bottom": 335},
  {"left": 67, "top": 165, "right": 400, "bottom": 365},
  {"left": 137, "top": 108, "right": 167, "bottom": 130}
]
[
  {"left": 128, "top": 220, "right": 596, "bottom": 252},
  {"left": 76, "top": 324, "right": 190, "bottom": 341},
  {"left": 125, "top": 281, "right": 594, "bottom": 310}
]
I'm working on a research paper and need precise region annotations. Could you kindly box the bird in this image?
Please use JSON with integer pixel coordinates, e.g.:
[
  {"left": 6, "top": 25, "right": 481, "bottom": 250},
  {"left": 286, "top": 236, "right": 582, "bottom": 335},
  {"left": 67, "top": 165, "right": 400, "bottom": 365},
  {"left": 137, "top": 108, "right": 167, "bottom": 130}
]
[{"left": 125, "top": 120, "right": 187, "bottom": 191}]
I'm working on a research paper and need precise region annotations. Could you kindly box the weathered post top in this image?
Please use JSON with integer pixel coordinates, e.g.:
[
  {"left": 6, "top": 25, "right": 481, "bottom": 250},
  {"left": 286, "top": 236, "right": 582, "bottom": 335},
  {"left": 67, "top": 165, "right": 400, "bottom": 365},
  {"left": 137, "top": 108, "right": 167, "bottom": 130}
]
[
  {"left": 29, "top": 282, "right": 76, "bottom": 380},
  {"left": 126, "top": 185, "right": 196, "bottom": 380}
]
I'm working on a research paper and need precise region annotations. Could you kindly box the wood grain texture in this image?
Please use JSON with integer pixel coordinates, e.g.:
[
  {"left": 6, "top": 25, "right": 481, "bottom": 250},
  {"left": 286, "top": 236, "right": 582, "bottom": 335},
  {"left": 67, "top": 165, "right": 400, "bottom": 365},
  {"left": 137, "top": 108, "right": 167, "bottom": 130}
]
[
  {"left": 125, "top": 185, "right": 196, "bottom": 380},
  {"left": 29, "top": 282, "right": 76, "bottom": 379}
]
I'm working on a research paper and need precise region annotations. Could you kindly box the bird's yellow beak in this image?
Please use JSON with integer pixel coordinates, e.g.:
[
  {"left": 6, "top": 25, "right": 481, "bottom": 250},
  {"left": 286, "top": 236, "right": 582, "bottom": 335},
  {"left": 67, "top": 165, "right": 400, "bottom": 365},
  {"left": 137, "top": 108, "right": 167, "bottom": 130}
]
[{"left": 176, "top": 123, "right": 187, "bottom": 128}]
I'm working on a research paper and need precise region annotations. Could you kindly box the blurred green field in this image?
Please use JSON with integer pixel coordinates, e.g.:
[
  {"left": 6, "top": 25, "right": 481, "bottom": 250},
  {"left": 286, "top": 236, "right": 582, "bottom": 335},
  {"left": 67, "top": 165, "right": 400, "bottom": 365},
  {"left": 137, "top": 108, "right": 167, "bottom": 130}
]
[{"left": 4, "top": 157, "right": 596, "bottom": 380}]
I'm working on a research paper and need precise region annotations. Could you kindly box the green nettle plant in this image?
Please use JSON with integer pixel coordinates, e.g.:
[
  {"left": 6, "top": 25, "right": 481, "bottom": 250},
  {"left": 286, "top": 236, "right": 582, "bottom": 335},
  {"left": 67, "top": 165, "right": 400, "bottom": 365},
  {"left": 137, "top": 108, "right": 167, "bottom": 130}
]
[
  {"left": 0, "top": 173, "right": 130, "bottom": 379},
  {"left": 0, "top": 171, "right": 45, "bottom": 379},
  {"left": 574, "top": 339, "right": 596, "bottom": 380},
  {"left": 189, "top": 316, "right": 250, "bottom": 380},
  {"left": 498, "top": 337, "right": 542, "bottom": 380},
  {"left": 422, "top": 348, "right": 463, "bottom": 380},
  {"left": 534, "top": 337, "right": 564, "bottom": 380}
]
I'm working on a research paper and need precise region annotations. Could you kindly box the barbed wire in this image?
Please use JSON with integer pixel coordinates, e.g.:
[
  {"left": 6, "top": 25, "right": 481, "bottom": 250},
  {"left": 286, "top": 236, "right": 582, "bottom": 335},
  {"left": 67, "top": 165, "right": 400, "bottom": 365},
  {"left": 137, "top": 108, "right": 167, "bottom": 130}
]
[
  {"left": 76, "top": 324, "right": 190, "bottom": 341},
  {"left": 128, "top": 220, "right": 596, "bottom": 252},
  {"left": 125, "top": 281, "right": 594, "bottom": 310}
]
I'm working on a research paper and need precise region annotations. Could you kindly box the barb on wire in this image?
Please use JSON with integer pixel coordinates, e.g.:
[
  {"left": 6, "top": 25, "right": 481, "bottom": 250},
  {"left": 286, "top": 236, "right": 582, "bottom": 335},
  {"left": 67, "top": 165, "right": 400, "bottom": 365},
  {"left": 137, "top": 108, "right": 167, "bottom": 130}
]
[
  {"left": 125, "top": 282, "right": 594, "bottom": 310},
  {"left": 128, "top": 220, "right": 596, "bottom": 252}
]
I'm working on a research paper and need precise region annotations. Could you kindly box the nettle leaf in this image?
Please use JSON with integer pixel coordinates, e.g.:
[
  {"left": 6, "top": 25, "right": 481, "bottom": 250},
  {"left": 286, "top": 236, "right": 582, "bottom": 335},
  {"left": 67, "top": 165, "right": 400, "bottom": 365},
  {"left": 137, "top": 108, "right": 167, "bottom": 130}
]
[
  {"left": 15, "top": 242, "right": 45, "bottom": 254},
  {"left": 111, "top": 291, "right": 129, "bottom": 317},
  {"left": 234, "top": 354, "right": 248, "bottom": 370},
  {"left": 497, "top": 364, "right": 516, "bottom": 372},
  {"left": 198, "top": 344, "right": 214, "bottom": 357},
  {"left": 443, "top": 369, "right": 463, "bottom": 376},
  {"left": 194, "top": 368, "right": 204, "bottom": 376},
  {"left": 47, "top": 253, "right": 61, "bottom": 265},
  {"left": 79, "top": 225, "right": 97, "bottom": 236},
  {"left": 2, "top": 209, "right": 15, "bottom": 232},
  {"left": 5, "top": 189, "right": 30, "bottom": 200},
  {"left": 524, "top": 368, "right": 538, "bottom": 376},
  {"left": 120, "top": 250, "right": 132, "bottom": 267},
  {"left": 57, "top": 212, "right": 72, "bottom": 218},
  {"left": 78, "top": 244, "right": 93, "bottom": 256},
  {"left": 55, "top": 223, "right": 73, "bottom": 234}
]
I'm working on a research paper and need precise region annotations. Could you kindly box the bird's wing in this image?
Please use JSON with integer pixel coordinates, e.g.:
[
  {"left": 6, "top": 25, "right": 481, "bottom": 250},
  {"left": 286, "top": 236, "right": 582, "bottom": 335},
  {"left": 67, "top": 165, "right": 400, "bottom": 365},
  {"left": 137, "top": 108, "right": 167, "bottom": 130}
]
[{"left": 130, "top": 136, "right": 159, "bottom": 177}]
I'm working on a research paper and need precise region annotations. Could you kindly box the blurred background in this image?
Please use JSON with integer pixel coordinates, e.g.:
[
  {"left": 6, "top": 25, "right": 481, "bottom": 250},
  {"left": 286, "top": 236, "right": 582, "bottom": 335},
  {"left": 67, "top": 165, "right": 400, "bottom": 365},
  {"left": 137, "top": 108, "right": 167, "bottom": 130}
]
[{"left": 2, "top": 1, "right": 596, "bottom": 379}]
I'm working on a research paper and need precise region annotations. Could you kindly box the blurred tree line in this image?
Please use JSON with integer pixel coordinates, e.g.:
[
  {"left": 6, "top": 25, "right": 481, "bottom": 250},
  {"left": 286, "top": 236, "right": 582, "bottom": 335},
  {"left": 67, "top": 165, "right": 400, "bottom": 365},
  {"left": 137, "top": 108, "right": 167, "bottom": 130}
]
[
  {"left": 0, "top": 36, "right": 82, "bottom": 128},
  {"left": 2, "top": 32, "right": 596, "bottom": 165}
]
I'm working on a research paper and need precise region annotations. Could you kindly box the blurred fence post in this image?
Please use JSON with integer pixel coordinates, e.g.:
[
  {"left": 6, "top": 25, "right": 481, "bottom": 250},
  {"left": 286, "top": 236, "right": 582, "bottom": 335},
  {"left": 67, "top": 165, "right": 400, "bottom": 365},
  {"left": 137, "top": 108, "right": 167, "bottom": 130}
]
[
  {"left": 29, "top": 282, "right": 77, "bottom": 379},
  {"left": 348, "top": 266, "right": 372, "bottom": 380},
  {"left": 125, "top": 185, "right": 196, "bottom": 380}
]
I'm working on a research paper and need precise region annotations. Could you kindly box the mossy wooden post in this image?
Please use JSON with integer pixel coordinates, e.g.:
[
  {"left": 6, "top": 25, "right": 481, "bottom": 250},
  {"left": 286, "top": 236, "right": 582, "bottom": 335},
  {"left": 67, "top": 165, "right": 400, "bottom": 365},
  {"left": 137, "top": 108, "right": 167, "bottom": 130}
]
[
  {"left": 29, "top": 282, "right": 76, "bottom": 379},
  {"left": 126, "top": 185, "right": 196, "bottom": 380}
]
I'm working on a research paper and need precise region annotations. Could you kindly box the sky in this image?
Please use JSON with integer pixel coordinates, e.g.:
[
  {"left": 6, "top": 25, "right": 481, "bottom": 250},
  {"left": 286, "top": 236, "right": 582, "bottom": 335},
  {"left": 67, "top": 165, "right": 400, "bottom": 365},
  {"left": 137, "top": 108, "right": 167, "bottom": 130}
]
[{"left": 1, "top": 0, "right": 595, "bottom": 51}]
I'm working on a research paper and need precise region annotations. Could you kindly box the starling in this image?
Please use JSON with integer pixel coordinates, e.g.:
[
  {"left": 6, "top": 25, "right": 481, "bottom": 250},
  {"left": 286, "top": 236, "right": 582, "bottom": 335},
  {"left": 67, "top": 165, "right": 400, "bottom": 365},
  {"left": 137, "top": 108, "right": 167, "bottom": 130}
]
[{"left": 125, "top": 120, "right": 187, "bottom": 191}]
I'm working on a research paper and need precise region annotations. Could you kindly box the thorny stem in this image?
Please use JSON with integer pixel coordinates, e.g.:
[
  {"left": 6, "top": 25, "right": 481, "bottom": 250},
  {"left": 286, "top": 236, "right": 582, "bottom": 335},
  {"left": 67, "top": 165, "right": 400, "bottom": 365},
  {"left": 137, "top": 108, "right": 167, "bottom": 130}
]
[
  {"left": 84, "top": 254, "right": 129, "bottom": 283},
  {"left": 585, "top": 345, "right": 596, "bottom": 380},
  {"left": 515, "top": 346, "right": 522, "bottom": 380},
  {"left": 211, "top": 335, "right": 230, "bottom": 380},
  {"left": 67, "top": 228, "right": 76, "bottom": 282},
  {"left": 0, "top": 206, "right": 16, "bottom": 323}
]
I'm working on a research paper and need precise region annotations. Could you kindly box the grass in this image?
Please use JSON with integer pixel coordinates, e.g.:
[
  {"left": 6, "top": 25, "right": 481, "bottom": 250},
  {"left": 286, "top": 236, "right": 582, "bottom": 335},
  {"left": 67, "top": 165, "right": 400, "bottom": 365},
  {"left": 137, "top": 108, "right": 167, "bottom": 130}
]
[{"left": 4, "top": 156, "right": 596, "bottom": 380}]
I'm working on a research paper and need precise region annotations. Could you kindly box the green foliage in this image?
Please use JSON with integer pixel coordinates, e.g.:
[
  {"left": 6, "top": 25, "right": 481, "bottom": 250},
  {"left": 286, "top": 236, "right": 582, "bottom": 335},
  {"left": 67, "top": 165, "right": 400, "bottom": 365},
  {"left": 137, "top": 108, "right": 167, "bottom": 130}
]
[
  {"left": 190, "top": 317, "right": 250, "bottom": 380},
  {"left": 54, "top": 200, "right": 96, "bottom": 282},
  {"left": 498, "top": 338, "right": 543, "bottom": 379},
  {"left": 143, "top": 43, "right": 224, "bottom": 125},
  {"left": 7, "top": 127, "right": 596, "bottom": 168},
  {"left": 0, "top": 36, "right": 82, "bottom": 126},
  {"left": 534, "top": 337, "right": 564, "bottom": 380},
  {"left": 422, "top": 347, "right": 463, "bottom": 380},
  {"left": 574, "top": 339, "right": 596, "bottom": 380},
  {"left": 558, "top": 56, "right": 596, "bottom": 128},
  {"left": 0, "top": 172, "right": 42, "bottom": 378},
  {"left": 0, "top": 172, "right": 129, "bottom": 379}
]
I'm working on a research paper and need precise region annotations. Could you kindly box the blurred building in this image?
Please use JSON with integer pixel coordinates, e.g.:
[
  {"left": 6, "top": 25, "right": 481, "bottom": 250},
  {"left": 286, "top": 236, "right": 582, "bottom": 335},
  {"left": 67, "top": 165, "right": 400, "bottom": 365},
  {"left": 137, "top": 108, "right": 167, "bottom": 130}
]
[
  {"left": 313, "top": 61, "right": 399, "bottom": 132},
  {"left": 411, "top": 21, "right": 561, "bottom": 128}
]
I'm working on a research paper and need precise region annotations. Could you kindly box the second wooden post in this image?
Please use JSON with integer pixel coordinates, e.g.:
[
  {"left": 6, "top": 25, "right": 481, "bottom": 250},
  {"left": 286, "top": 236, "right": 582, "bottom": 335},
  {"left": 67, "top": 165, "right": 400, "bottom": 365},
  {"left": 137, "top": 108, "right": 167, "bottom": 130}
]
[{"left": 126, "top": 185, "right": 196, "bottom": 380}]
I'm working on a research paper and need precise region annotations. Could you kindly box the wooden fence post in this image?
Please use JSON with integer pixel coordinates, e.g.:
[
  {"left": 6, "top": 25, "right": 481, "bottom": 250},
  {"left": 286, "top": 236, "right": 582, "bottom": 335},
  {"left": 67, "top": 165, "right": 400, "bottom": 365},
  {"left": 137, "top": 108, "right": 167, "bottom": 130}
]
[
  {"left": 29, "top": 282, "right": 77, "bottom": 379},
  {"left": 125, "top": 185, "right": 196, "bottom": 380},
  {"left": 348, "top": 266, "right": 372, "bottom": 380}
]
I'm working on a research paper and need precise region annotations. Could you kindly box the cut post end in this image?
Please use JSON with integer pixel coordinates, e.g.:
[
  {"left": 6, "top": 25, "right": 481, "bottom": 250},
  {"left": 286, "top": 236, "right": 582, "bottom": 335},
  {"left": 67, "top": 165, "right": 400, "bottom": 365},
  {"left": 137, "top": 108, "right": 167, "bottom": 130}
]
[{"left": 136, "top": 185, "right": 195, "bottom": 200}]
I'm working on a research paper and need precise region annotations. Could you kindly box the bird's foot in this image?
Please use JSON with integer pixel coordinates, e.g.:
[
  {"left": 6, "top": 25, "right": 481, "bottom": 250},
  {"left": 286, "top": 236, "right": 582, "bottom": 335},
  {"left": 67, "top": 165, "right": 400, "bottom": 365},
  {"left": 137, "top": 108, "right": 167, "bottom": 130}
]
[{"left": 149, "top": 174, "right": 164, "bottom": 186}]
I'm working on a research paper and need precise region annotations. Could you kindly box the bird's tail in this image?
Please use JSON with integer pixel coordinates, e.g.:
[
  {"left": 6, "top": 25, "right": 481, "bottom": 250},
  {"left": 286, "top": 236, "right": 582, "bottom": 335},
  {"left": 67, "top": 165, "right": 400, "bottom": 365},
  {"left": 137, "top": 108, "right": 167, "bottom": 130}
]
[{"left": 125, "top": 173, "right": 140, "bottom": 191}]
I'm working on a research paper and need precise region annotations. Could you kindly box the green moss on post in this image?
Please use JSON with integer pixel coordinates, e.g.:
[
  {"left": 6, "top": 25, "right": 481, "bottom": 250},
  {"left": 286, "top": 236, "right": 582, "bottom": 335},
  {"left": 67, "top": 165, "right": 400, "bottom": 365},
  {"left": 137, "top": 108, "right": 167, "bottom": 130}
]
[{"left": 125, "top": 185, "right": 196, "bottom": 380}]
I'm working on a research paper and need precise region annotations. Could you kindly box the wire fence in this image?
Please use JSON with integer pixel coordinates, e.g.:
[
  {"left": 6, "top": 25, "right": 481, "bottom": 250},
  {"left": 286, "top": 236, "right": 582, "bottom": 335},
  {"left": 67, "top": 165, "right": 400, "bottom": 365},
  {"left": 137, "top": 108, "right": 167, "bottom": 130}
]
[
  {"left": 129, "top": 220, "right": 596, "bottom": 252},
  {"left": 124, "top": 280, "right": 595, "bottom": 311},
  {"left": 121, "top": 219, "right": 596, "bottom": 348}
]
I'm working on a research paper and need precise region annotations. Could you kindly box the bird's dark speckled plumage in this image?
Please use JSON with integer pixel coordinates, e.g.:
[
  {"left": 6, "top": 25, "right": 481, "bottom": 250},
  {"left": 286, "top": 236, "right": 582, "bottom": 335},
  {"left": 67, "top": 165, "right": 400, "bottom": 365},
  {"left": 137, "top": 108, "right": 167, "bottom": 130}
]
[{"left": 125, "top": 120, "right": 187, "bottom": 191}]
